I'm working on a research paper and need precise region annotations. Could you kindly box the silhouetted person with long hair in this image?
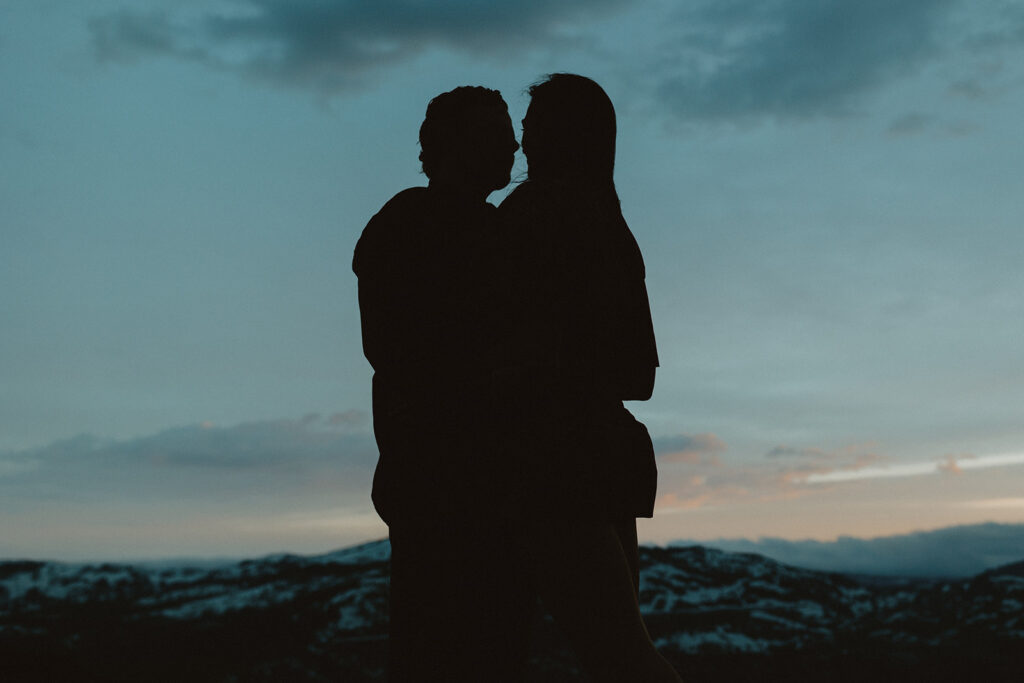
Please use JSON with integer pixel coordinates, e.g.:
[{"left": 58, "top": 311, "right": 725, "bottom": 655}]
[
  {"left": 353, "top": 87, "right": 531, "bottom": 681},
  {"left": 497, "top": 73, "right": 682, "bottom": 682}
]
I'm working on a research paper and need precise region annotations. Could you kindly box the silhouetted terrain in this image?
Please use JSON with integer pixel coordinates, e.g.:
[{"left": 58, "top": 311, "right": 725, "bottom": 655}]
[{"left": 3, "top": 542, "right": 1023, "bottom": 681}]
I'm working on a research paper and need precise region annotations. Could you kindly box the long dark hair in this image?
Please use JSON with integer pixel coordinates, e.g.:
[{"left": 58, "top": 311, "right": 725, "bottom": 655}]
[
  {"left": 523, "top": 73, "right": 646, "bottom": 286},
  {"left": 523, "top": 73, "right": 618, "bottom": 200}
]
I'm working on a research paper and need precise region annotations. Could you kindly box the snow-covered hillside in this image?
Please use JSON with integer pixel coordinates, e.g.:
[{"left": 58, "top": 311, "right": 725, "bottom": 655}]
[{"left": 2, "top": 541, "right": 1023, "bottom": 681}]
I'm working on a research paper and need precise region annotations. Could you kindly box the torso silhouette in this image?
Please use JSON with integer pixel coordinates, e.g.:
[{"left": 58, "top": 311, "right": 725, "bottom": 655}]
[
  {"left": 353, "top": 185, "right": 507, "bottom": 525},
  {"left": 354, "top": 180, "right": 659, "bottom": 525},
  {"left": 497, "top": 179, "right": 659, "bottom": 520}
]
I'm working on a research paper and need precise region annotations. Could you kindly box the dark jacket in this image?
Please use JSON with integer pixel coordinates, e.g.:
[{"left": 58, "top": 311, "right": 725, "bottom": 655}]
[{"left": 353, "top": 186, "right": 507, "bottom": 525}]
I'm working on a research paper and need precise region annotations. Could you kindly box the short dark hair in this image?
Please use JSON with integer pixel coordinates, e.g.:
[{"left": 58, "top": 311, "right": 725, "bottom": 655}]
[{"left": 418, "top": 86, "right": 508, "bottom": 179}]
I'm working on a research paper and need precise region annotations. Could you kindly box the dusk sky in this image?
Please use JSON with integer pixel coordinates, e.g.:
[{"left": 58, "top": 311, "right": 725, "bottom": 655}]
[{"left": 3, "top": 0, "right": 1024, "bottom": 561}]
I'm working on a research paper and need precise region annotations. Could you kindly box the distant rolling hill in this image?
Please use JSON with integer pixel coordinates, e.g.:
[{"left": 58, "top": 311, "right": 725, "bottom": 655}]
[{"left": 2, "top": 541, "right": 1023, "bottom": 681}]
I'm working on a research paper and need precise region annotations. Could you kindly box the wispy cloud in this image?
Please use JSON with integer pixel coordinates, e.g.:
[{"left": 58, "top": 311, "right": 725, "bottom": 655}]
[
  {"left": 652, "top": 0, "right": 957, "bottom": 121},
  {"left": 85, "top": 0, "right": 1024, "bottom": 123},
  {"left": 806, "top": 452, "right": 1024, "bottom": 483},
  {"left": 887, "top": 112, "right": 934, "bottom": 135},
  {"left": 654, "top": 432, "right": 726, "bottom": 463},
  {"left": 936, "top": 453, "right": 969, "bottom": 475},
  {"left": 88, "top": 0, "right": 632, "bottom": 92},
  {"left": 327, "top": 409, "right": 369, "bottom": 428},
  {"left": 655, "top": 437, "right": 883, "bottom": 510},
  {"left": 0, "top": 458, "right": 38, "bottom": 478},
  {"left": 0, "top": 414, "right": 383, "bottom": 560},
  {"left": 960, "top": 498, "right": 1024, "bottom": 510},
  {"left": 0, "top": 413, "right": 377, "bottom": 503}
]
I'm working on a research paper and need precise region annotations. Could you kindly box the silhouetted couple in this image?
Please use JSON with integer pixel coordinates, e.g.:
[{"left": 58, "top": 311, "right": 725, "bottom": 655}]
[{"left": 353, "top": 74, "right": 681, "bottom": 682}]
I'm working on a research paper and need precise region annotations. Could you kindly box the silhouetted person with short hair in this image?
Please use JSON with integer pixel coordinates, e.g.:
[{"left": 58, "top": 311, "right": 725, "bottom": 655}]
[
  {"left": 353, "top": 87, "right": 530, "bottom": 682},
  {"left": 497, "top": 73, "right": 681, "bottom": 682}
]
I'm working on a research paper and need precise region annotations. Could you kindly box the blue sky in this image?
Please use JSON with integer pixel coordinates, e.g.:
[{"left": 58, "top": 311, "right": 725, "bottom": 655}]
[{"left": 3, "top": 0, "right": 1024, "bottom": 560}]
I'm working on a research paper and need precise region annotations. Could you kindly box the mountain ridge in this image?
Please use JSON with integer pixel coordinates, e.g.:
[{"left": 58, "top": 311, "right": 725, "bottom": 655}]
[
  {"left": 2, "top": 539, "right": 1023, "bottom": 681},
  {"left": 683, "top": 521, "right": 1024, "bottom": 577}
]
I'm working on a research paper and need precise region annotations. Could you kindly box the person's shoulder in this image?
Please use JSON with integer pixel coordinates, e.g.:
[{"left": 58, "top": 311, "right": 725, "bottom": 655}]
[
  {"left": 499, "top": 180, "right": 546, "bottom": 212},
  {"left": 498, "top": 182, "right": 558, "bottom": 233},
  {"left": 376, "top": 186, "right": 432, "bottom": 218},
  {"left": 353, "top": 187, "right": 428, "bottom": 276}
]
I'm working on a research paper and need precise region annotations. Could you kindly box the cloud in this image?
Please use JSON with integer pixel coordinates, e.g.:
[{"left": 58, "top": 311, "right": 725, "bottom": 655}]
[
  {"left": 88, "top": 0, "right": 632, "bottom": 92},
  {"left": 85, "top": 0, "right": 1024, "bottom": 123},
  {"left": 681, "top": 522, "right": 1024, "bottom": 577},
  {"left": 0, "top": 414, "right": 378, "bottom": 503},
  {"left": 655, "top": 440, "right": 884, "bottom": 510},
  {"left": 0, "top": 415, "right": 384, "bottom": 560},
  {"left": 0, "top": 458, "right": 39, "bottom": 478},
  {"left": 766, "top": 443, "right": 882, "bottom": 474},
  {"left": 766, "top": 445, "right": 831, "bottom": 459},
  {"left": 655, "top": 432, "right": 726, "bottom": 463},
  {"left": 89, "top": 9, "right": 178, "bottom": 64},
  {"left": 887, "top": 112, "right": 934, "bottom": 135},
  {"left": 328, "top": 409, "right": 369, "bottom": 428},
  {"left": 122, "top": 417, "right": 370, "bottom": 470},
  {"left": 805, "top": 452, "right": 1024, "bottom": 483},
  {"left": 960, "top": 498, "right": 1024, "bottom": 510},
  {"left": 936, "top": 453, "right": 974, "bottom": 475},
  {"left": 960, "top": 0, "right": 1024, "bottom": 51},
  {"left": 653, "top": 0, "right": 957, "bottom": 121}
]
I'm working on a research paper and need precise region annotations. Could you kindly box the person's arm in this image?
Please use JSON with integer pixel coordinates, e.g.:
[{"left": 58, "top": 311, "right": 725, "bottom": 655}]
[{"left": 588, "top": 266, "right": 658, "bottom": 402}]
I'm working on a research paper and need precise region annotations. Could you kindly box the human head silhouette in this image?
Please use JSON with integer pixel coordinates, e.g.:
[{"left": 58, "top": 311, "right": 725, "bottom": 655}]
[
  {"left": 522, "top": 74, "right": 616, "bottom": 187},
  {"left": 419, "top": 86, "right": 519, "bottom": 199}
]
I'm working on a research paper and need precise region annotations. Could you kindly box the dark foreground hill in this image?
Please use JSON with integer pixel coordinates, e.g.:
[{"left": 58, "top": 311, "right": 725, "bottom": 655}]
[{"left": 2, "top": 541, "right": 1023, "bottom": 681}]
